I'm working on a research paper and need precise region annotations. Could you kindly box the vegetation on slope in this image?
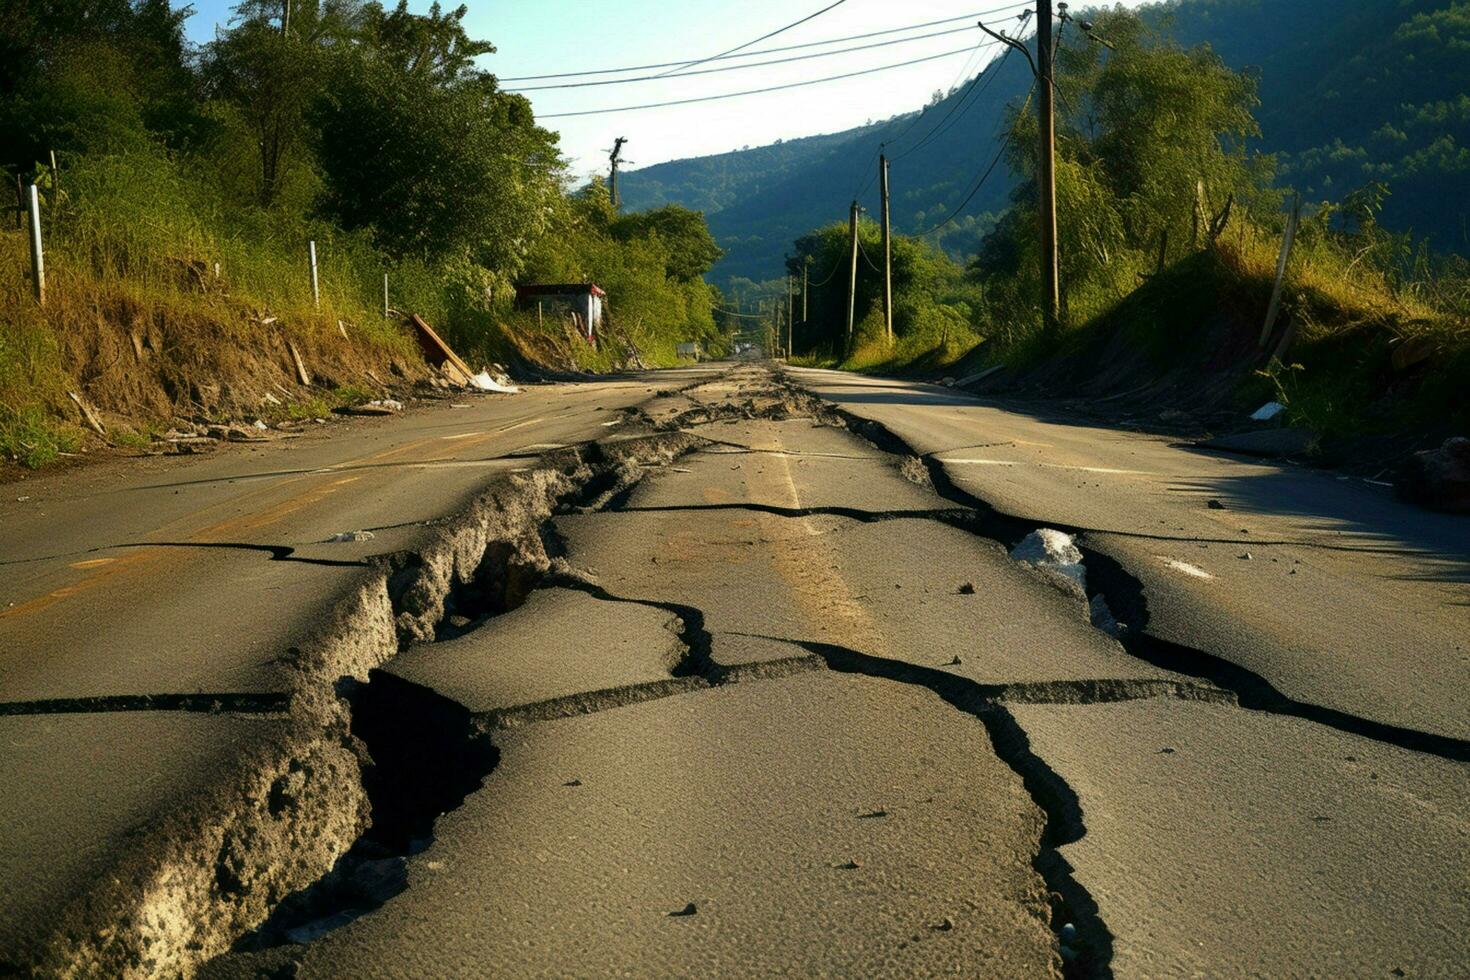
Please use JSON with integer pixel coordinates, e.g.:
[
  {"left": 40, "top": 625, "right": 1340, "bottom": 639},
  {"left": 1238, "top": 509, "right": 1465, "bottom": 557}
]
[
  {"left": 784, "top": 7, "right": 1470, "bottom": 442},
  {"left": 1, "top": 0, "right": 729, "bottom": 469}
]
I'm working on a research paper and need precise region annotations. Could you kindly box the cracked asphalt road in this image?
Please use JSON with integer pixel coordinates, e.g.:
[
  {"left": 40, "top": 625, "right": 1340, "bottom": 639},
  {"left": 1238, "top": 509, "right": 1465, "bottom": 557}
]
[{"left": 3, "top": 363, "right": 1467, "bottom": 977}]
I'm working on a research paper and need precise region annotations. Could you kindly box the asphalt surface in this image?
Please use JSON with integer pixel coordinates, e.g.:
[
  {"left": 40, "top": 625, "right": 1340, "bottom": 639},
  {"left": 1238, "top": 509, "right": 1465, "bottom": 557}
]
[
  {"left": 789, "top": 366, "right": 1470, "bottom": 744},
  {"left": 3, "top": 362, "right": 1466, "bottom": 976}
]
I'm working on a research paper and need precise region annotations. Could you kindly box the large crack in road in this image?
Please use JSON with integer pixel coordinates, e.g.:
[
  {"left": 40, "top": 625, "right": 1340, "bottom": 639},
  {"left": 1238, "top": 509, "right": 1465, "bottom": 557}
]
[{"left": 6, "top": 364, "right": 1465, "bottom": 978}]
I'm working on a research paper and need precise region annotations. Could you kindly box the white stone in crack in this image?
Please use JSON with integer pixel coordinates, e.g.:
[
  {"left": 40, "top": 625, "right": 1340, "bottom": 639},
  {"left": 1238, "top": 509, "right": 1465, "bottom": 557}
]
[{"left": 1010, "top": 528, "right": 1087, "bottom": 591}]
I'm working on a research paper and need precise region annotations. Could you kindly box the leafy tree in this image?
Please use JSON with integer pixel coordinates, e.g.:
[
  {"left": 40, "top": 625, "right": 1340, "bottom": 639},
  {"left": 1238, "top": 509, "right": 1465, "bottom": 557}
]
[
  {"left": 309, "top": 1, "right": 562, "bottom": 273},
  {"left": 203, "top": 0, "right": 362, "bottom": 206},
  {"left": 611, "top": 206, "right": 724, "bottom": 282},
  {"left": 0, "top": 0, "right": 198, "bottom": 171}
]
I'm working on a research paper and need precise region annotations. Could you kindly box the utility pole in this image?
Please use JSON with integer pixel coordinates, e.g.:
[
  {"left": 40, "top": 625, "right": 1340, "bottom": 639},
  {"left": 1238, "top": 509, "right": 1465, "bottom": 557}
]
[
  {"left": 608, "top": 137, "right": 628, "bottom": 210},
  {"left": 879, "top": 153, "right": 893, "bottom": 342},
  {"left": 846, "top": 200, "right": 861, "bottom": 347},
  {"left": 802, "top": 258, "right": 809, "bottom": 323},
  {"left": 1037, "top": 0, "right": 1059, "bottom": 332},
  {"left": 981, "top": 3, "right": 1060, "bottom": 332},
  {"left": 786, "top": 274, "right": 794, "bottom": 356}
]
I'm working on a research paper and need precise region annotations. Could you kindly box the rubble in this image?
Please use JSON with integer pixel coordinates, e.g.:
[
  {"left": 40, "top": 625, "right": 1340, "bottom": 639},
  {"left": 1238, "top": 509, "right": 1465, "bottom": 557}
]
[{"left": 1396, "top": 436, "right": 1470, "bottom": 513}]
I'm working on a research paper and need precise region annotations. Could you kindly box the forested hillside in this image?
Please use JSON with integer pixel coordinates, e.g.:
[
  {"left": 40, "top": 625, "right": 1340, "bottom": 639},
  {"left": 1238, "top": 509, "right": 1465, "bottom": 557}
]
[{"left": 620, "top": 0, "right": 1470, "bottom": 288}]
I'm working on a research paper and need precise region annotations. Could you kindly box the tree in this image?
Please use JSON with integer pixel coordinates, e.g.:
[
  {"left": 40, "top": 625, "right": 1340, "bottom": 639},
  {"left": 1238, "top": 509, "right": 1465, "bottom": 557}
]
[
  {"left": 203, "top": 0, "right": 362, "bottom": 206},
  {"left": 309, "top": 2, "right": 563, "bottom": 271},
  {"left": 611, "top": 206, "right": 724, "bottom": 282},
  {"left": 0, "top": 0, "right": 198, "bottom": 171}
]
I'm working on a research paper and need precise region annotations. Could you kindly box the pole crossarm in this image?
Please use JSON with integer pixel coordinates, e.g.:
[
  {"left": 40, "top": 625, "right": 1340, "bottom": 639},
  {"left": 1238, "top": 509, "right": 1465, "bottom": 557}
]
[{"left": 977, "top": 20, "right": 1037, "bottom": 78}]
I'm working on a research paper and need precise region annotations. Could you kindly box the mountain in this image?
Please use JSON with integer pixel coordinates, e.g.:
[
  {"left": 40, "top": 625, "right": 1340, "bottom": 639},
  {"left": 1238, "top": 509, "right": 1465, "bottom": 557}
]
[{"left": 618, "top": 0, "right": 1470, "bottom": 288}]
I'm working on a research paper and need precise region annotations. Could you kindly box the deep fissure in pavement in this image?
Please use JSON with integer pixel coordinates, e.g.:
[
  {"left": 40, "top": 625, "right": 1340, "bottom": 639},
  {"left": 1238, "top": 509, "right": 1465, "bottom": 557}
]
[
  {"left": 793, "top": 375, "right": 1470, "bottom": 764},
  {"left": 234, "top": 673, "right": 499, "bottom": 951},
  {"left": 205, "top": 433, "right": 708, "bottom": 963}
]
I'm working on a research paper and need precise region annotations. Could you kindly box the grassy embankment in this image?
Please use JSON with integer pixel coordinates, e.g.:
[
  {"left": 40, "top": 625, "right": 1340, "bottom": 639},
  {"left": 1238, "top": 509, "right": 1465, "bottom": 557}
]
[
  {"left": 806, "top": 218, "right": 1470, "bottom": 441},
  {"left": 0, "top": 156, "right": 688, "bottom": 470}
]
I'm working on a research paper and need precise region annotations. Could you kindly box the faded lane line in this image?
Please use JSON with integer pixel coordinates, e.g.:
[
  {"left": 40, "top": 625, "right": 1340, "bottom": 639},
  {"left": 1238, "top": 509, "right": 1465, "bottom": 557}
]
[
  {"left": 0, "top": 400, "right": 629, "bottom": 618},
  {"left": 940, "top": 457, "right": 1156, "bottom": 476},
  {"left": 761, "top": 436, "right": 886, "bottom": 654},
  {"left": 1, "top": 550, "right": 164, "bottom": 620}
]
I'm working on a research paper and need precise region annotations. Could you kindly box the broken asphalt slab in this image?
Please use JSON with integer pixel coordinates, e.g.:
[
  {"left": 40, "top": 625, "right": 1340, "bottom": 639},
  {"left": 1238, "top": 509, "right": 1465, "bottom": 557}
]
[
  {"left": 1010, "top": 698, "right": 1470, "bottom": 977},
  {"left": 207, "top": 673, "right": 1062, "bottom": 978}
]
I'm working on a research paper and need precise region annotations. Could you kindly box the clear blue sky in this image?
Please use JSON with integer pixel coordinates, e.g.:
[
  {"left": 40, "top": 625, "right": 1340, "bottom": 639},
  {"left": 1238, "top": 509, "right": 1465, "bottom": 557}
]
[{"left": 183, "top": 1, "right": 1151, "bottom": 181}]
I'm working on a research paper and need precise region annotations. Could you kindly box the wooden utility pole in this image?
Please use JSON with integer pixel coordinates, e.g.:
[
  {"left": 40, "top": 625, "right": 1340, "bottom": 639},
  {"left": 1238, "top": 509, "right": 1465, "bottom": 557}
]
[
  {"left": 26, "top": 183, "right": 44, "bottom": 304},
  {"left": 1036, "top": 0, "right": 1060, "bottom": 332},
  {"left": 846, "top": 200, "right": 861, "bottom": 346},
  {"left": 786, "top": 274, "right": 794, "bottom": 356},
  {"left": 880, "top": 154, "right": 893, "bottom": 342},
  {"left": 981, "top": 3, "right": 1059, "bottom": 331},
  {"left": 608, "top": 137, "right": 629, "bottom": 210},
  {"left": 802, "top": 259, "right": 809, "bottom": 322}
]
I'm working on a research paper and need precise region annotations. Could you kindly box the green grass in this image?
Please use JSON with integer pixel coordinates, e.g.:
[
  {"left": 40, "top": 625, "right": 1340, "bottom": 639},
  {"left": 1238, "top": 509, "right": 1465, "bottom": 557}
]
[{"left": 0, "top": 404, "right": 80, "bottom": 468}]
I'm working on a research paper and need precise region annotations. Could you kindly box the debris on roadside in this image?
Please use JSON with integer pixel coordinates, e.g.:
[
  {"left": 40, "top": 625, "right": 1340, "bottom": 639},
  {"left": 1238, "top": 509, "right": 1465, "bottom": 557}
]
[
  {"left": 1250, "top": 400, "right": 1286, "bottom": 422},
  {"left": 1395, "top": 436, "right": 1470, "bottom": 513},
  {"left": 325, "top": 530, "right": 376, "bottom": 543},
  {"left": 469, "top": 370, "right": 518, "bottom": 394}
]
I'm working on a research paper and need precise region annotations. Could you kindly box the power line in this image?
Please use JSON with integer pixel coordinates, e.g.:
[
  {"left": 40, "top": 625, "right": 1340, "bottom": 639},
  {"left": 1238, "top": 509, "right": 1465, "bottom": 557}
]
[
  {"left": 883, "top": 40, "right": 993, "bottom": 151},
  {"left": 849, "top": 37, "right": 1003, "bottom": 203},
  {"left": 809, "top": 252, "right": 846, "bottom": 288},
  {"left": 914, "top": 81, "right": 1037, "bottom": 237},
  {"left": 891, "top": 34, "right": 1020, "bottom": 161},
  {"left": 650, "top": 0, "right": 850, "bottom": 80},
  {"left": 506, "top": 25, "right": 983, "bottom": 92},
  {"left": 497, "top": 5, "right": 1029, "bottom": 81},
  {"left": 537, "top": 45, "right": 981, "bottom": 119},
  {"left": 856, "top": 233, "right": 883, "bottom": 274}
]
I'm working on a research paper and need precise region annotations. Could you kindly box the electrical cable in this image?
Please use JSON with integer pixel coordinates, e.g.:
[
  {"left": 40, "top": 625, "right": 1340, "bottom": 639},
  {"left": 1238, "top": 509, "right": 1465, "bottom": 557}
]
[
  {"left": 856, "top": 234, "right": 883, "bottom": 274},
  {"left": 808, "top": 253, "right": 846, "bottom": 288},
  {"left": 537, "top": 44, "right": 980, "bottom": 119},
  {"left": 498, "top": 5, "right": 1030, "bottom": 81},
  {"left": 848, "top": 37, "right": 1003, "bottom": 203},
  {"left": 650, "top": 0, "right": 850, "bottom": 79},
  {"left": 891, "top": 41, "right": 1015, "bottom": 162},
  {"left": 880, "top": 39, "right": 991, "bottom": 153},
  {"left": 913, "top": 81, "right": 1036, "bottom": 237},
  {"left": 505, "top": 25, "right": 982, "bottom": 91}
]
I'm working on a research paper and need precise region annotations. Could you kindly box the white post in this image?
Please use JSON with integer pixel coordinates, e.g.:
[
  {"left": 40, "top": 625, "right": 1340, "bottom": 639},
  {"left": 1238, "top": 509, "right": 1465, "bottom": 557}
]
[
  {"left": 382, "top": 272, "right": 389, "bottom": 319},
  {"left": 26, "top": 184, "right": 44, "bottom": 305},
  {"left": 308, "top": 240, "right": 320, "bottom": 310}
]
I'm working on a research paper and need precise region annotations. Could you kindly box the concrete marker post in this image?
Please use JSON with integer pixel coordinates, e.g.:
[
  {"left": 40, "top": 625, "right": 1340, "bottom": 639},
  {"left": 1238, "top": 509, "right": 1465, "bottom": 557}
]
[{"left": 383, "top": 272, "right": 390, "bottom": 319}]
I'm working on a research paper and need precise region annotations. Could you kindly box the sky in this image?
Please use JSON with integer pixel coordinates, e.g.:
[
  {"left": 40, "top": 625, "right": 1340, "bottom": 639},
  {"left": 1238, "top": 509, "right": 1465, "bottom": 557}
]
[{"left": 183, "top": 1, "right": 1152, "bottom": 181}]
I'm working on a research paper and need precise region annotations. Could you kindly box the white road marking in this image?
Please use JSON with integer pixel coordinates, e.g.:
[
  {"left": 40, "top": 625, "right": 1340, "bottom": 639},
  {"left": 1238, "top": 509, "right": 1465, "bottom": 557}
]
[
  {"left": 940, "top": 457, "right": 1154, "bottom": 476},
  {"left": 1158, "top": 557, "right": 1214, "bottom": 580}
]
